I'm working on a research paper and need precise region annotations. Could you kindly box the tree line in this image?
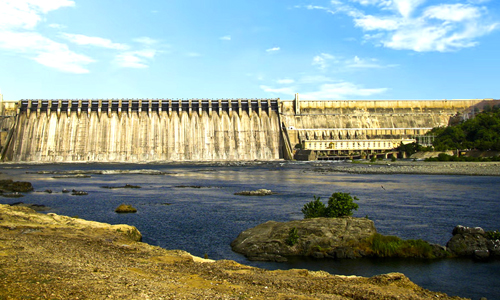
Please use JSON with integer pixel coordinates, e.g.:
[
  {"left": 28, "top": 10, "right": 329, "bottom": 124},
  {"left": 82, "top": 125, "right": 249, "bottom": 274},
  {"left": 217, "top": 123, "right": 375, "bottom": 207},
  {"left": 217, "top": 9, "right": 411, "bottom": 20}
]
[{"left": 429, "top": 105, "right": 500, "bottom": 151}]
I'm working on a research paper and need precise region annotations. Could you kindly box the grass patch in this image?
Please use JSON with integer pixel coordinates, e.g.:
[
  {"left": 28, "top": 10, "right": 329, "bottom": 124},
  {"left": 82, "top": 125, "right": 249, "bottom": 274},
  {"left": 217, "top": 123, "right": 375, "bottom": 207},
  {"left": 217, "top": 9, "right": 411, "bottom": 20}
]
[{"left": 361, "top": 233, "right": 441, "bottom": 258}]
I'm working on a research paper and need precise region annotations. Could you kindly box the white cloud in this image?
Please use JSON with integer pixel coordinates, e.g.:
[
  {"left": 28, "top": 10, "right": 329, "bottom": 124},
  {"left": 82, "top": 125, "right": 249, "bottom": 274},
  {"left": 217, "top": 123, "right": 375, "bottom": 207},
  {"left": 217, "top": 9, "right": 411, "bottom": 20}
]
[
  {"left": 423, "top": 4, "right": 481, "bottom": 22},
  {"left": 393, "top": 0, "right": 426, "bottom": 18},
  {"left": 220, "top": 35, "right": 231, "bottom": 41},
  {"left": 48, "top": 23, "right": 66, "bottom": 29},
  {"left": 325, "top": 0, "right": 498, "bottom": 52},
  {"left": 300, "top": 82, "right": 388, "bottom": 100},
  {"left": 134, "top": 37, "right": 159, "bottom": 46},
  {"left": 186, "top": 52, "right": 201, "bottom": 57},
  {"left": 312, "top": 53, "right": 337, "bottom": 70},
  {"left": 277, "top": 78, "right": 295, "bottom": 84},
  {"left": 114, "top": 50, "right": 156, "bottom": 68},
  {"left": 346, "top": 55, "right": 391, "bottom": 68},
  {"left": 299, "top": 75, "right": 336, "bottom": 84},
  {"left": 61, "top": 33, "right": 129, "bottom": 50},
  {"left": 260, "top": 80, "right": 387, "bottom": 100},
  {"left": 0, "top": 0, "right": 96, "bottom": 73},
  {"left": 266, "top": 47, "right": 280, "bottom": 52},
  {"left": 34, "top": 48, "right": 94, "bottom": 74},
  {"left": 260, "top": 85, "right": 296, "bottom": 95},
  {"left": 2, "top": 32, "right": 93, "bottom": 73},
  {"left": 354, "top": 15, "right": 400, "bottom": 30},
  {"left": 0, "top": 30, "right": 94, "bottom": 73},
  {"left": 0, "top": 0, "right": 75, "bottom": 30}
]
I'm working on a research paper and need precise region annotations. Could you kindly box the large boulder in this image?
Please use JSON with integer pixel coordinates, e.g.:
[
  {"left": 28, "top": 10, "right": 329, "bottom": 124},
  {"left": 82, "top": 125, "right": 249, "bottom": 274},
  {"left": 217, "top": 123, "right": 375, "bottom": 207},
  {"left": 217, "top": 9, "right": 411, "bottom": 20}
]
[
  {"left": 231, "top": 217, "right": 376, "bottom": 262},
  {"left": 446, "top": 225, "right": 500, "bottom": 260}
]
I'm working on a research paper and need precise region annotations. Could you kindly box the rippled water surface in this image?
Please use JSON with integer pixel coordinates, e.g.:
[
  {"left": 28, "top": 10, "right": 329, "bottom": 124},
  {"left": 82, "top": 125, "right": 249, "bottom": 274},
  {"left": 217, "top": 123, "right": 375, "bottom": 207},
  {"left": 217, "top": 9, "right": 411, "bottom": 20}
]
[{"left": 1, "top": 162, "right": 499, "bottom": 300}]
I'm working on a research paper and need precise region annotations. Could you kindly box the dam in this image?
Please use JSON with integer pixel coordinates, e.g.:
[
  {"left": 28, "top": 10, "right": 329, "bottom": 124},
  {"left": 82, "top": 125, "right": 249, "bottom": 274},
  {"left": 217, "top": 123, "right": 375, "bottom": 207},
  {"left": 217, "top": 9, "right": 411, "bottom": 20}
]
[{"left": 0, "top": 94, "right": 493, "bottom": 162}]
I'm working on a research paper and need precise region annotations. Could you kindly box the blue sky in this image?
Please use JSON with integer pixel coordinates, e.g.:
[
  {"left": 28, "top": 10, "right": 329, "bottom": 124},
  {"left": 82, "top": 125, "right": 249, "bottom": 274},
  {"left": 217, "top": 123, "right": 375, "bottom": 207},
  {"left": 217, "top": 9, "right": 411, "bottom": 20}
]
[{"left": 0, "top": 0, "right": 499, "bottom": 100}]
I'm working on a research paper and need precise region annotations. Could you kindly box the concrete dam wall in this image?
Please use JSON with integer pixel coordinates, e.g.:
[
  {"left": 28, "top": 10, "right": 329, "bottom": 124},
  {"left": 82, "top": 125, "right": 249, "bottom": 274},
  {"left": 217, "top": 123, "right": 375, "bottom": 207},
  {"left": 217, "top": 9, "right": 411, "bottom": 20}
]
[
  {"left": 280, "top": 99, "right": 486, "bottom": 147},
  {"left": 3, "top": 99, "right": 281, "bottom": 162},
  {"left": 0, "top": 96, "right": 490, "bottom": 162}
]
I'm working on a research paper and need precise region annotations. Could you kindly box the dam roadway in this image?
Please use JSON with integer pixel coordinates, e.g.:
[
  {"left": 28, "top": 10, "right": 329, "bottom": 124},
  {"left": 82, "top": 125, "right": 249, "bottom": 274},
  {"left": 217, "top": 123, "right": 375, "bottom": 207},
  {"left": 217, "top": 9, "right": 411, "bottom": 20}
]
[{"left": 0, "top": 96, "right": 493, "bottom": 162}]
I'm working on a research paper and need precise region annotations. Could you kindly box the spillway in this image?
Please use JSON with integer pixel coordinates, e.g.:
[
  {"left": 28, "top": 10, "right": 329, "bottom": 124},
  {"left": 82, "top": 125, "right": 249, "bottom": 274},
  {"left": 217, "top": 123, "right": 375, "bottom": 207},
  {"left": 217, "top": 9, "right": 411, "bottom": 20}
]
[{"left": 3, "top": 99, "right": 282, "bottom": 162}]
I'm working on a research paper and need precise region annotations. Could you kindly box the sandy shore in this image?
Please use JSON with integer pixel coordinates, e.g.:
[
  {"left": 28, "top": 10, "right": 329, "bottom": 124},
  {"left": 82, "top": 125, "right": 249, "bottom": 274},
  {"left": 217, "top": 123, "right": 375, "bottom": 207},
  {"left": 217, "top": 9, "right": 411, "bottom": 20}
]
[
  {"left": 309, "top": 161, "right": 500, "bottom": 176},
  {"left": 0, "top": 204, "right": 466, "bottom": 300}
]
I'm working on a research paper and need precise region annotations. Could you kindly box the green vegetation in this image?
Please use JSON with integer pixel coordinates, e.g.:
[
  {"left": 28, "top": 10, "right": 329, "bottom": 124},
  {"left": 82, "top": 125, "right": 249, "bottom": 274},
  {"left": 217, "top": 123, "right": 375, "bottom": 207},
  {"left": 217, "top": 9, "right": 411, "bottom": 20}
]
[
  {"left": 302, "top": 193, "right": 359, "bottom": 219},
  {"left": 427, "top": 106, "right": 500, "bottom": 151},
  {"left": 485, "top": 230, "right": 500, "bottom": 240},
  {"left": 285, "top": 227, "right": 299, "bottom": 246},
  {"left": 425, "top": 153, "right": 500, "bottom": 162},
  {"left": 396, "top": 142, "right": 433, "bottom": 157},
  {"left": 361, "top": 233, "right": 443, "bottom": 258}
]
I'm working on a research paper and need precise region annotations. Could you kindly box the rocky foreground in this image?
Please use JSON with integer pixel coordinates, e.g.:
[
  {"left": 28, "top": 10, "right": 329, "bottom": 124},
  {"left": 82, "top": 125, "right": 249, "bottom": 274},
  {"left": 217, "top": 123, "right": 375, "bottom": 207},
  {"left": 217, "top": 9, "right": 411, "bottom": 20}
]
[{"left": 0, "top": 204, "right": 466, "bottom": 300}]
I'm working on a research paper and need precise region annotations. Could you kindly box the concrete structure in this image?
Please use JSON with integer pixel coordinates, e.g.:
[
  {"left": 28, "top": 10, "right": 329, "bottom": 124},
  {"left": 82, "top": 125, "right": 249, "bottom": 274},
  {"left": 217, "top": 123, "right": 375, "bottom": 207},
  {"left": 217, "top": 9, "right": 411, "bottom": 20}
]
[
  {"left": 0, "top": 95, "right": 494, "bottom": 162},
  {"left": 1, "top": 99, "right": 281, "bottom": 162},
  {"left": 280, "top": 95, "right": 492, "bottom": 157}
]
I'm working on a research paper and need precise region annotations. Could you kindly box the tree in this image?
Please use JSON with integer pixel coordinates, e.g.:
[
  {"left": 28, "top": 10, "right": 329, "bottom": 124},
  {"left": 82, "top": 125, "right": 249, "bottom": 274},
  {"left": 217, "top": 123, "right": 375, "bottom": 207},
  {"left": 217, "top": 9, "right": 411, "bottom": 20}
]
[
  {"left": 301, "top": 196, "right": 326, "bottom": 219},
  {"left": 302, "top": 193, "right": 359, "bottom": 219},
  {"left": 325, "top": 192, "right": 359, "bottom": 217}
]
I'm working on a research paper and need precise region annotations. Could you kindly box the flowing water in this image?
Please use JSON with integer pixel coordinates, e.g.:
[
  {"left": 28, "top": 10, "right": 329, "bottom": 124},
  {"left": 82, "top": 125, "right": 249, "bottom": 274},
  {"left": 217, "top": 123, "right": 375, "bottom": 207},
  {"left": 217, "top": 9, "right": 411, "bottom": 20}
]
[{"left": 1, "top": 162, "right": 499, "bottom": 300}]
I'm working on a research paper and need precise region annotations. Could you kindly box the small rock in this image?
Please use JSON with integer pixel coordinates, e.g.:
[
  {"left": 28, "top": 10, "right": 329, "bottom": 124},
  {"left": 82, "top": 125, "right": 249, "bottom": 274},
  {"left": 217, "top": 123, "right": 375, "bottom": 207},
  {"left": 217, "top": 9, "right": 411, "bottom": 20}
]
[
  {"left": 71, "top": 191, "right": 88, "bottom": 196},
  {"left": 234, "top": 189, "right": 273, "bottom": 196},
  {"left": 452, "top": 225, "right": 485, "bottom": 235},
  {"left": 115, "top": 204, "right": 137, "bottom": 213},
  {"left": 3, "top": 192, "right": 24, "bottom": 198}
]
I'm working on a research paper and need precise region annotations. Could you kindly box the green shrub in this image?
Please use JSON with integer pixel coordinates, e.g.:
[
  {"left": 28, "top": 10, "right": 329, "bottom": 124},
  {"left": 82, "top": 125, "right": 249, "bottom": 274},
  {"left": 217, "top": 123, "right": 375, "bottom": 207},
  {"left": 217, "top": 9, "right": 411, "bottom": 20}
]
[
  {"left": 485, "top": 230, "right": 500, "bottom": 240},
  {"left": 370, "top": 156, "right": 377, "bottom": 163},
  {"left": 325, "top": 192, "right": 359, "bottom": 218},
  {"left": 302, "top": 193, "right": 358, "bottom": 219},
  {"left": 285, "top": 227, "right": 299, "bottom": 246},
  {"left": 301, "top": 196, "right": 327, "bottom": 218}
]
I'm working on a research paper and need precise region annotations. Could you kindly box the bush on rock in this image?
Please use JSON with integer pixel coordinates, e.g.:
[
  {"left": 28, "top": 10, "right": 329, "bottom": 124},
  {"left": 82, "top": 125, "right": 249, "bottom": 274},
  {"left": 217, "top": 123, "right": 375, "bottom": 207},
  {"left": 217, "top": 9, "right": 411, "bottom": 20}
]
[{"left": 302, "top": 193, "right": 359, "bottom": 219}]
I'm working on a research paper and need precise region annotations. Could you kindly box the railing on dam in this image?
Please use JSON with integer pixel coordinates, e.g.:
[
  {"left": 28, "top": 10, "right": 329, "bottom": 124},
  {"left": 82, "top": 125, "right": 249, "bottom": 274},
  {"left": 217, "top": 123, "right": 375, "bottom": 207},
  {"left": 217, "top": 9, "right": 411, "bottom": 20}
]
[{"left": 18, "top": 98, "right": 280, "bottom": 118}]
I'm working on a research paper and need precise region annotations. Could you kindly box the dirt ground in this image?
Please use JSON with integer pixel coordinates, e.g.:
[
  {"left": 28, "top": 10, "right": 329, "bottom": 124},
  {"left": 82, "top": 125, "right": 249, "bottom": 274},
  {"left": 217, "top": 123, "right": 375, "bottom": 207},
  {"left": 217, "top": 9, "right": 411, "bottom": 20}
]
[{"left": 0, "top": 205, "right": 466, "bottom": 300}]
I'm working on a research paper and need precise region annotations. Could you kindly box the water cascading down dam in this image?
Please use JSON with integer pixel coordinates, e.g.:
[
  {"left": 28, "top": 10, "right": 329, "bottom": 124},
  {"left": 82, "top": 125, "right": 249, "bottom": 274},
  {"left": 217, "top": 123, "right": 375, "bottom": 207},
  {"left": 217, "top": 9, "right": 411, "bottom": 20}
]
[
  {"left": 3, "top": 99, "right": 281, "bottom": 162},
  {"left": 0, "top": 94, "right": 491, "bottom": 162}
]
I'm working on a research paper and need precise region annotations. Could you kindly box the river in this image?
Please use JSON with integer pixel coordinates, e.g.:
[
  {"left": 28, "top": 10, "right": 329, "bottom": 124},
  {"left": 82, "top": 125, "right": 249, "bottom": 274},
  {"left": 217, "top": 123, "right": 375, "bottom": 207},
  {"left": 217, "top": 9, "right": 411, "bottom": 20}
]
[{"left": 1, "top": 161, "right": 499, "bottom": 300}]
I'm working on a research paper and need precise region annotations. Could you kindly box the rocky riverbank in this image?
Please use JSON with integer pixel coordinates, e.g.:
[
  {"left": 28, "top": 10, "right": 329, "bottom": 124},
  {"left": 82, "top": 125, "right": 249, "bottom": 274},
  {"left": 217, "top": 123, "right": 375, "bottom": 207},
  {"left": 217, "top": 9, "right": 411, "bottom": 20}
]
[
  {"left": 310, "top": 161, "right": 500, "bottom": 176},
  {"left": 0, "top": 204, "right": 465, "bottom": 299}
]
